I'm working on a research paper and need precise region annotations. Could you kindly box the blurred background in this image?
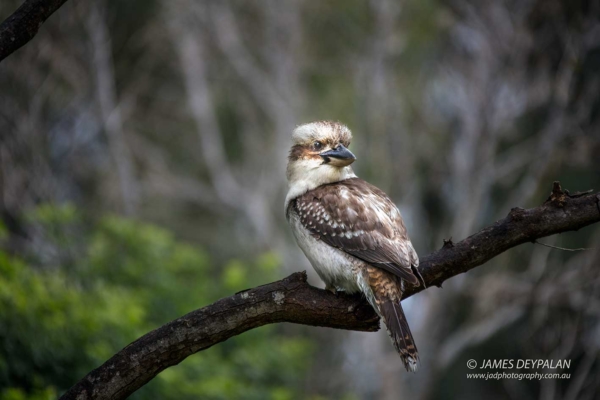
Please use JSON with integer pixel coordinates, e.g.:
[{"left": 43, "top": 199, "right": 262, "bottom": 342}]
[{"left": 1, "top": 0, "right": 600, "bottom": 399}]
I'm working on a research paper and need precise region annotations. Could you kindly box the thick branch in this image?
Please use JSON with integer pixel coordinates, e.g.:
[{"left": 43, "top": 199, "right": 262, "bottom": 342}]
[
  {"left": 61, "top": 183, "right": 599, "bottom": 400},
  {"left": 0, "top": 0, "right": 69, "bottom": 62},
  {"left": 60, "top": 272, "right": 379, "bottom": 400},
  {"left": 403, "top": 182, "right": 600, "bottom": 298}
]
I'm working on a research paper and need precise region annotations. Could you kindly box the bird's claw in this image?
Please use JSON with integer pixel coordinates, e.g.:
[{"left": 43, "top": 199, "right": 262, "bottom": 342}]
[{"left": 325, "top": 284, "right": 340, "bottom": 296}]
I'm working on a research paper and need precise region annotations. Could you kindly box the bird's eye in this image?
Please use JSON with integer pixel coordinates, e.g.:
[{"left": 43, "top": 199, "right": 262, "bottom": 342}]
[{"left": 313, "top": 141, "right": 323, "bottom": 151}]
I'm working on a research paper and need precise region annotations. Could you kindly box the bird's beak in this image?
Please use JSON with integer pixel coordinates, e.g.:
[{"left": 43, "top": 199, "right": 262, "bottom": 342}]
[{"left": 320, "top": 145, "right": 356, "bottom": 167}]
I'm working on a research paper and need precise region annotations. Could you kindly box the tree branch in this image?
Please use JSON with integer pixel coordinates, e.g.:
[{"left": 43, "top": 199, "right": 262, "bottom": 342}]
[
  {"left": 60, "top": 271, "right": 379, "bottom": 400},
  {"left": 404, "top": 182, "right": 600, "bottom": 298},
  {"left": 0, "top": 0, "right": 69, "bottom": 62},
  {"left": 61, "top": 182, "right": 600, "bottom": 400}
]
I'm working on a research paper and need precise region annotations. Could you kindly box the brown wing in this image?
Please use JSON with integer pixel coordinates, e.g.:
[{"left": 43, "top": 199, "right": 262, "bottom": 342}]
[{"left": 293, "top": 178, "right": 419, "bottom": 285}]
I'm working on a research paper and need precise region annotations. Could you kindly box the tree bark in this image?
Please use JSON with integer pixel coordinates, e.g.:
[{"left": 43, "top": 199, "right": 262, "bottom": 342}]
[
  {"left": 60, "top": 182, "right": 600, "bottom": 400},
  {"left": 404, "top": 182, "right": 600, "bottom": 298},
  {"left": 0, "top": 0, "right": 69, "bottom": 62},
  {"left": 60, "top": 271, "right": 380, "bottom": 400}
]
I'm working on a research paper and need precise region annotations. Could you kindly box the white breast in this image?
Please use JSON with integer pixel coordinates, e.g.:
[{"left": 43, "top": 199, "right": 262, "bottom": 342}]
[{"left": 288, "top": 209, "right": 361, "bottom": 293}]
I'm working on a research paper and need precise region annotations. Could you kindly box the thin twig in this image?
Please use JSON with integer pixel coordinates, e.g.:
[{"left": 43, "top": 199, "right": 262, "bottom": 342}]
[{"left": 533, "top": 240, "right": 591, "bottom": 252}]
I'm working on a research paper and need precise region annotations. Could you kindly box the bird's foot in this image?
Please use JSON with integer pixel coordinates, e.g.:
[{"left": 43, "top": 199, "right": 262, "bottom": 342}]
[{"left": 325, "top": 284, "right": 341, "bottom": 296}]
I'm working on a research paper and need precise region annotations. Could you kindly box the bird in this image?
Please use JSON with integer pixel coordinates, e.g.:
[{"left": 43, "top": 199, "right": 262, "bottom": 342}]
[{"left": 285, "top": 121, "right": 424, "bottom": 372}]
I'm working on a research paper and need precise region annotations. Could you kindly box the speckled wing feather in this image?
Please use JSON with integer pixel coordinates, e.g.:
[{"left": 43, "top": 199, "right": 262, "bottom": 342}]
[{"left": 293, "top": 177, "right": 419, "bottom": 285}]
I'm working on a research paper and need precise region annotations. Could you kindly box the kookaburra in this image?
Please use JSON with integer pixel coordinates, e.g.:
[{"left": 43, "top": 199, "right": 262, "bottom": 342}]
[{"left": 285, "top": 121, "right": 424, "bottom": 372}]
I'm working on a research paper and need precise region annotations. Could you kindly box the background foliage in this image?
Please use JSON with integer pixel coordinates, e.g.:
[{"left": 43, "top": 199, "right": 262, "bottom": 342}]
[{"left": 0, "top": 206, "right": 314, "bottom": 400}]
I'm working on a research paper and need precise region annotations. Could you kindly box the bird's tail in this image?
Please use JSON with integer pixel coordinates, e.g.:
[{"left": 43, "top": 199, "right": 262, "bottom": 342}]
[
  {"left": 380, "top": 299, "right": 419, "bottom": 372},
  {"left": 363, "top": 266, "right": 419, "bottom": 372}
]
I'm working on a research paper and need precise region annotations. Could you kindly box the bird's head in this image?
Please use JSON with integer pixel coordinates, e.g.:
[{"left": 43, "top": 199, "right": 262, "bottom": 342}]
[{"left": 286, "top": 121, "right": 357, "bottom": 201}]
